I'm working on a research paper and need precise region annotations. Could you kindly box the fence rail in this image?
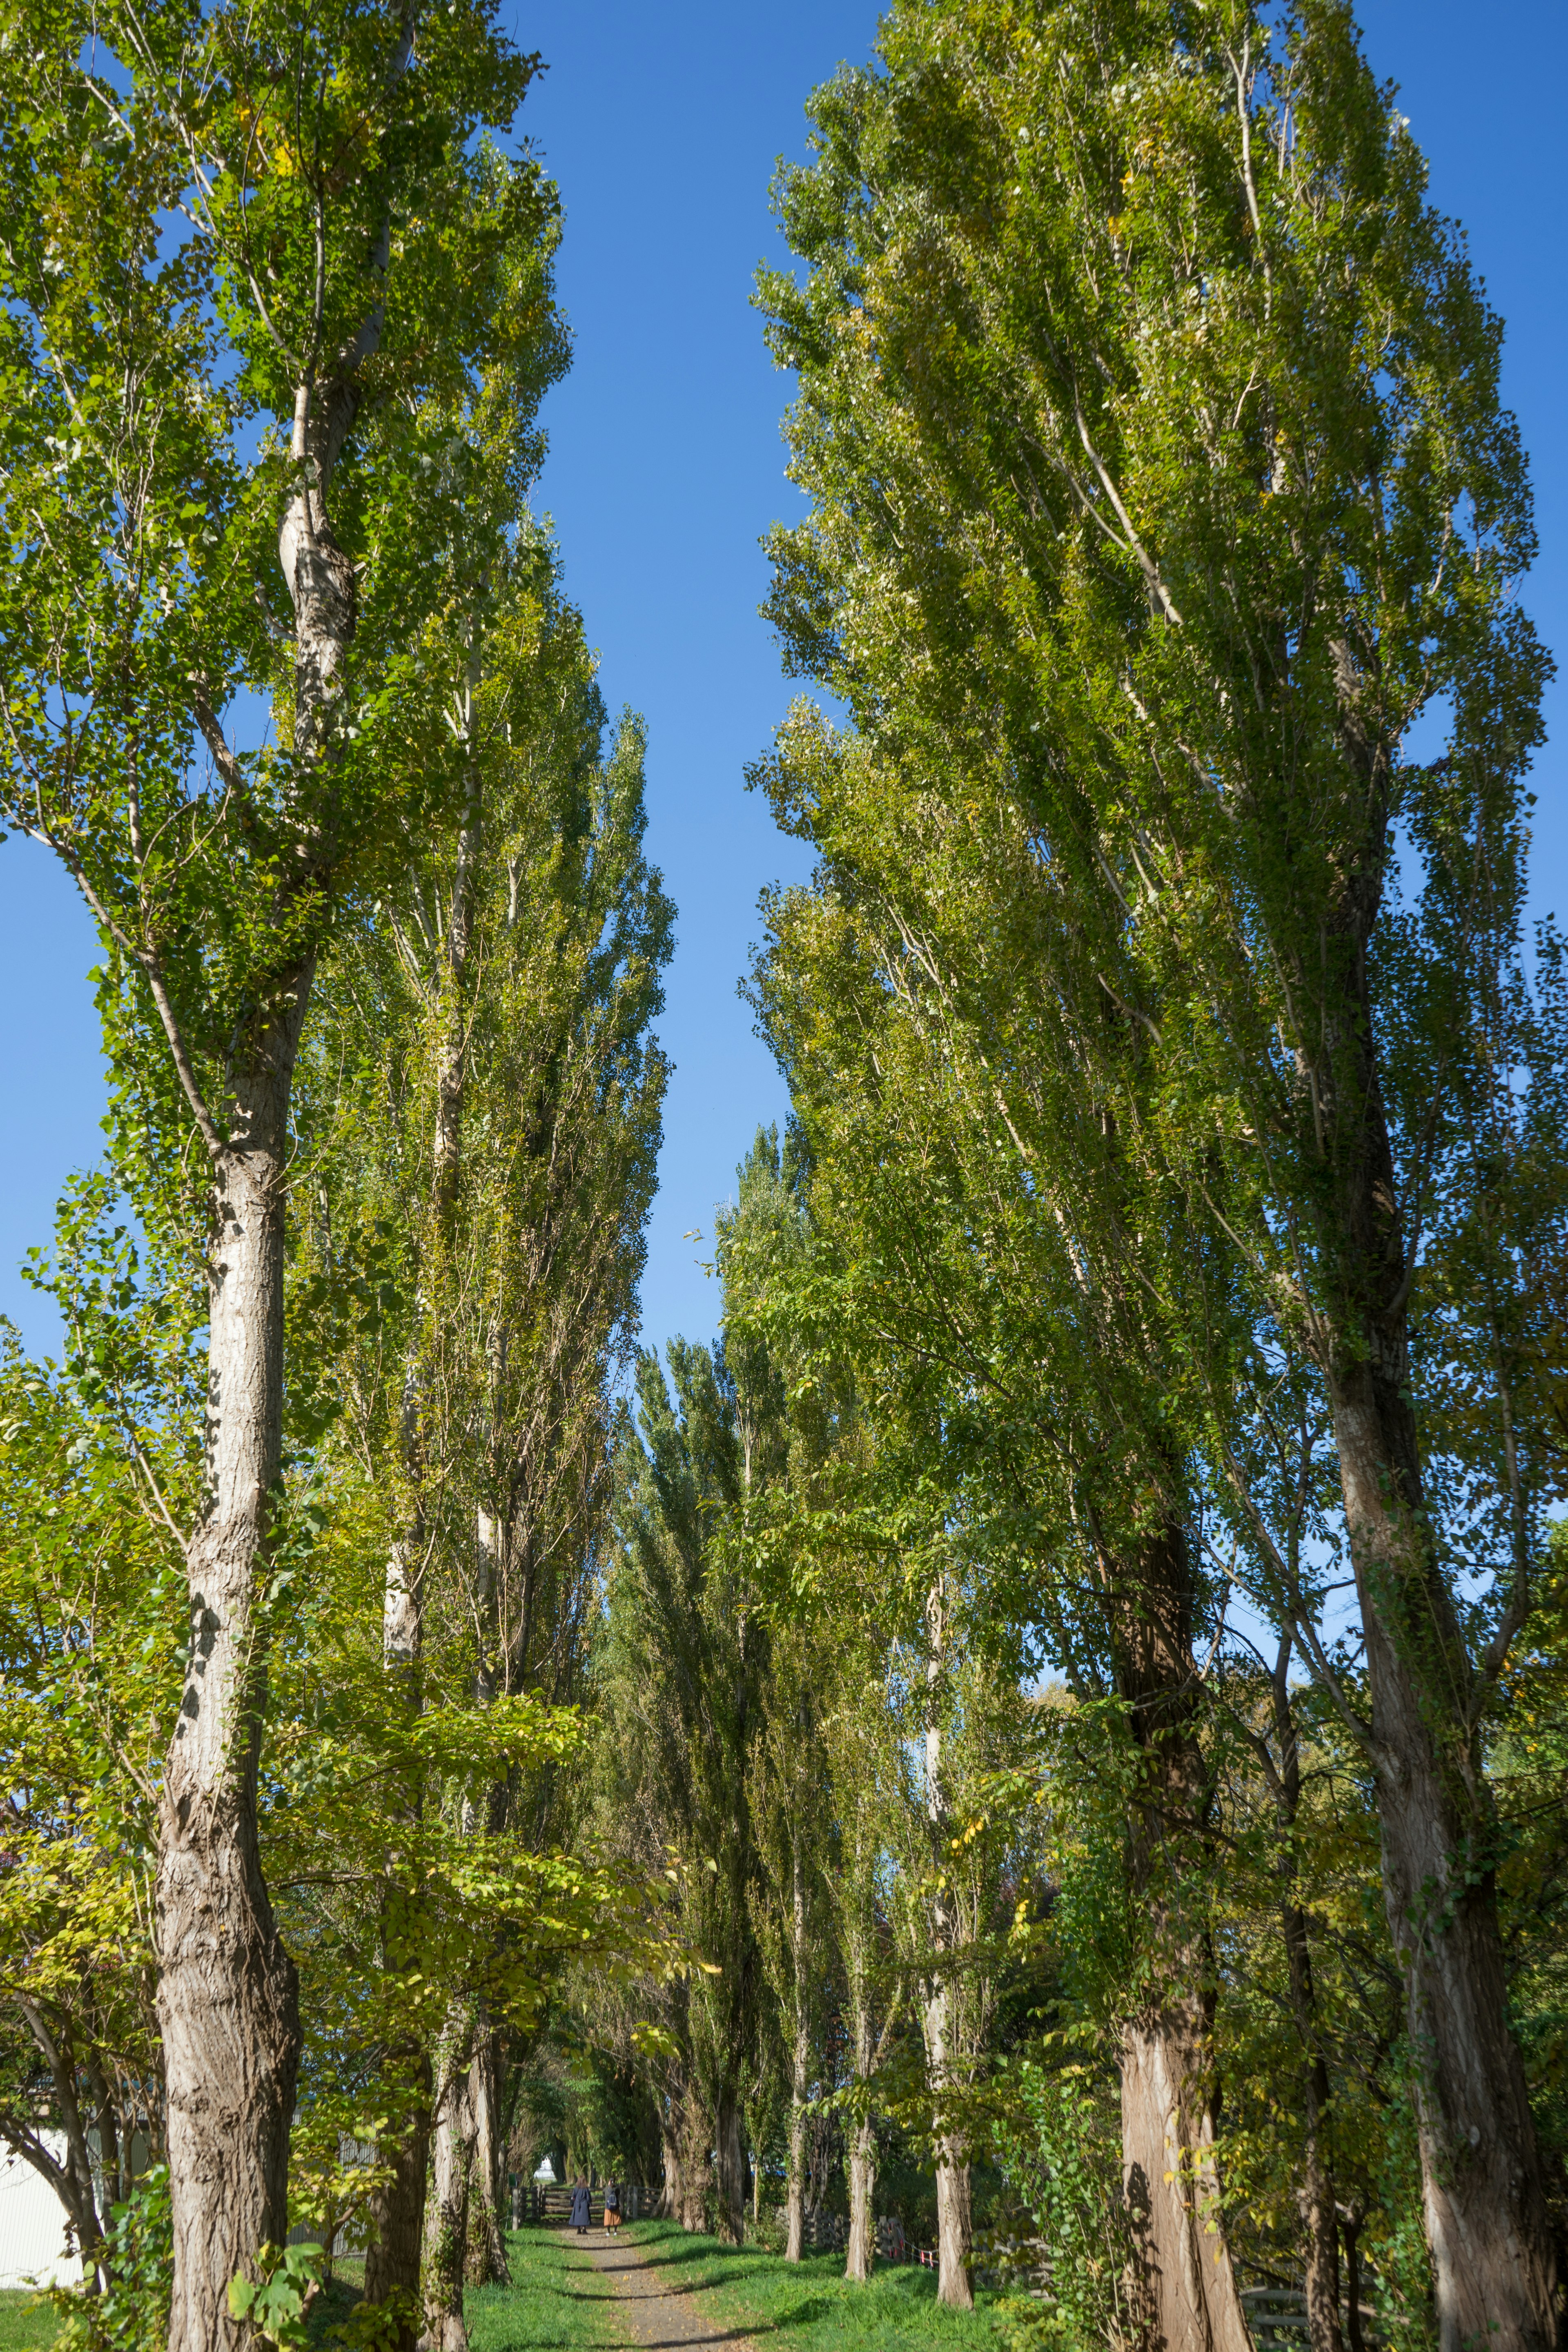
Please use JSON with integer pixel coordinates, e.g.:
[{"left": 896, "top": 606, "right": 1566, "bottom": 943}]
[{"left": 511, "top": 2183, "right": 651, "bottom": 2226}]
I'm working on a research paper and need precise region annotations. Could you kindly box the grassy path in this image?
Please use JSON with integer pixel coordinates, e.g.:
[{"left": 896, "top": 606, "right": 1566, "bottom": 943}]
[{"left": 532, "top": 2219, "right": 1008, "bottom": 2352}]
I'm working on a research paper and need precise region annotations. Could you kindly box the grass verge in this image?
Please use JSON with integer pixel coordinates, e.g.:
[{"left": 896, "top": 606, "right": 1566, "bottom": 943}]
[
  {"left": 601, "top": 2218, "right": 1009, "bottom": 2349},
  {"left": 465, "top": 2228, "right": 627, "bottom": 2351},
  {"left": 0, "top": 2292, "right": 56, "bottom": 2352}
]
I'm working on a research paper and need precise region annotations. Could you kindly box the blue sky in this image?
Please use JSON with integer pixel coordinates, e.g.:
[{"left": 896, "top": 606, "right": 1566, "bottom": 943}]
[{"left": 1, "top": 0, "right": 1563, "bottom": 1365}]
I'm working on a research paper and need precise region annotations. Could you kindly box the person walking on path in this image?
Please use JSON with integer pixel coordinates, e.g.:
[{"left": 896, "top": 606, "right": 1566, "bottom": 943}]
[
  {"left": 570, "top": 2176, "right": 592, "bottom": 2234},
  {"left": 604, "top": 2180, "right": 621, "bottom": 2235}
]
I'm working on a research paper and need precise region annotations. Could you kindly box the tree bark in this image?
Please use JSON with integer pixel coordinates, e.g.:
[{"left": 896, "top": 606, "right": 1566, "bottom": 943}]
[
  {"left": 1111, "top": 1522, "right": 1252, "bottom": 2352},
  {"left": 657, "top": 2101, "right": 682, "bottom": 2223},
  {"left": 677, "top": 2092, "right": 709, "bottom": 2234},
  {"left": 423, "top": 2032, "right": 475, "bottom": 2352},
  {"left": 932, "top": 2110, "right": 973, "bottom": 2314},
  {"left": 465, "top": 2025, "right": 510, "bottom": 2286},
  {"left": 921, "top": 1586, "right": 973, "bottom": 2313},
  {"left": 158, "top": 1099, "right": 307, "bottom": 2352},
  {"left": 784, "top": 2094, "right": 806, "bottom": 2261},
  {"left": 845, "top": 2117, "right": 876, "bottom": 2285},
  {"left": 714, "top": 2089, "right": 745, "bottom": 2246},
  {"left": 785, "top": 1840, "right": 808, "bottom": 2263},
  {"left": 362, "top": 2049, "right": 430, "bottom": 2352},
  {"left": 1337, "top": 1365, "right": 1557, "bottom": 2352}
]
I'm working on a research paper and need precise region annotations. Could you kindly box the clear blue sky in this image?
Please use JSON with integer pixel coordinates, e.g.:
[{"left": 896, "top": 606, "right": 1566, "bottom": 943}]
[{"left": 1, "top": 0, "right": 1563, "bottom": 1363}]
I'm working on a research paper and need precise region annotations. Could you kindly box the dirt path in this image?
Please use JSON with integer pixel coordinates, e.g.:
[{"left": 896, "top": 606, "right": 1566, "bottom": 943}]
[{"left": 560, "top": 2231, "right": 760, "bottom": 2350}]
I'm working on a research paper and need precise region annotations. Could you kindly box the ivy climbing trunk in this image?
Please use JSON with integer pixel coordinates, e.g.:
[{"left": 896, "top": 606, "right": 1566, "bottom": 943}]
[
  {"left": 465, "top": 2024, "right": 510, "bottom": 2287},
  {"left": 423, "top": 2024, "right": 476, "bottom": 2352}
]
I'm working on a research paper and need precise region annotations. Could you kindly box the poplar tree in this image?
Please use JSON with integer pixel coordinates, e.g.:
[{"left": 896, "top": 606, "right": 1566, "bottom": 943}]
[
  {"left": 293, "top": 561, "right": 670, "bottom": 2347},
  {"left": 758, "top": 3, "right": 1561, "bottom": 2346},
  {"left": 0, "top": 7, "right": 551, "bottom": 2339}
]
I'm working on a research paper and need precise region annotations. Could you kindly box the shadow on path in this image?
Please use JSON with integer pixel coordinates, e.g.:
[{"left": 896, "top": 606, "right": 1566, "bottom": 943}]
[{"left": 562, "top": 2231, "right": 762, "bottom": 2350}]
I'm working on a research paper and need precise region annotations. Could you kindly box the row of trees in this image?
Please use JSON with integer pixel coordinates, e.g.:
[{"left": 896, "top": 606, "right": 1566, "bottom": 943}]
[
  {"left": 1, "top": 9, "right": 673, "bottom": 2352},
  {"left": 561, "top": 7, "right": 1568, "bottom": 2352},
  {"left": 2, "top": 7, "right": 1565, "bottom": 2352}
]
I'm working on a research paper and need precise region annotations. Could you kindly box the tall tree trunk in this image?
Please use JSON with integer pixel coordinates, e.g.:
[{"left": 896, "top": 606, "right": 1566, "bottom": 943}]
[
  {"left": 423, "top": 2027, "right": 475, "bottom": 2352},
  {"left": 156, "top": 168, "right": 414, "bottom": 2320},
  {"left": 785, "top": 1840, "right": 808, "bottom": 2263},
  {"left": 361, "top": 2049, "right": 430, "bottom": 2352},
  {"left": 845, "top": 2114, "right": 876, "bottom": 2286},
  {"left": 784, "top": 2094, "right": 806, "bottom": 2261},
  {"left": 1269, "top": 1641, "right": 1343, "bottom": 2352},
  {"left": 657, "top": 2098, "right": 683, "bottom": 2223},
  {"left": 1113, "top": 1522, "right": 1251, "bottom": 2352},
  {"left": 364, "top": 1460, "right": 430, "bottom": 2352},
  {"left": 1336, "top": 1361, "right": 1556, "bottom": 2352},
  {"left": 922, "top": 1584, "right": 973, "bottom": 2314},
  {"left": 465, "top": 2024, "right": 510, "bottom": 2286},
  {"left": 714, "top": 2089, "right": 745, "bottom": 2246},
  {"left": 677, "top": 2091, "right": 709, "bottom": 2234},
  {"left": 158, "top": 1072, "right": 307, "bottom": 2352},
  {"left": 1314, "top": 907, "right": 1557, "bottom": 2352}
]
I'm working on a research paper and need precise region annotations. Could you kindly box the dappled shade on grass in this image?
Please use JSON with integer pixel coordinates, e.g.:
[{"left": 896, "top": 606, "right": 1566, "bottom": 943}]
[
  {"left": 604, "top": 2219, "right": 1007, "bottom": 2347},
  {"left": 467, "top": 2232, "right": 627, "bottom": 2352}
]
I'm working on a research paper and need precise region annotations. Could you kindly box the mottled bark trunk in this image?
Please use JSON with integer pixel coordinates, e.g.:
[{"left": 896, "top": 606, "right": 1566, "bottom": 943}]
[
  {"left": 677, "top": 2093, "right": 708, "bottom": 2234},
  {"left": 158, "top": 1097, "right": 307, "bottom": 2352},
  {"left": 1338, "top": 1368, "right": 1556, "bottom": 2352},
  {"left": 932, "top": 2109, "right": 973, "bottom": 2314},
  {"left": 785, "top": 2096, "right": 806, "bottom": 2262},
  {"left": 423, "top": 2031, "right": 475, "bottom": 2352},
  {"left": 714, "top": 2090, "right": 745, "bottom": 2247},
  {"left": 845, "top": 2118, "right": 876, "bottom": 2285},
  {"left": 1121, "top": 2013, "right": 1247, "bottom": 2352},
  {"left": 1113, "top": 1523, "right": 1250, "bottom": 2352},
  {"left": 361, "top": 2055, "right": 430, "bottom": 2352},
  {"left": 657, "top": 2105, "right": 682, "bottom": 2222},
  {"left": 785, "top": 1841, "right": 808, "bottom": 2263},
  {"left": 465, "top": 2026, "right": 509, "bottom": 2286},
  {"left": 922, "top": 1592, "right": 973, "bottom": 2313}
]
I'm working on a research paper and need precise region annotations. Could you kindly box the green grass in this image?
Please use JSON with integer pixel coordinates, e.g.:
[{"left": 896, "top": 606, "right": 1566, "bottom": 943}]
[
  {"left": 466, "top": 2230, "right": 626, "bottom": 2352},
  {"left": 600, "top": 2218, "right": 1009, "bottom": 2349},
  {"left": 0, "top": 2291, "right": 56, "bottom": 2352}
]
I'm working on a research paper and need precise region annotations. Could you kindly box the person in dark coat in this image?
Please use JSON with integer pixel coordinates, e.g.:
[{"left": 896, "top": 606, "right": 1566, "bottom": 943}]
[
  {"left": 569, "top": 2176, "right": 592, "bottom": 2233},
  {"left": 604, "top": 2179, "right": 621, "bottom": 2234}
]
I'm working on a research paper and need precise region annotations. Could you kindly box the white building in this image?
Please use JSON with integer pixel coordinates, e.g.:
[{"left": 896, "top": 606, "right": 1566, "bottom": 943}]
[{"left": 0, "top": 2140, "right": 82, "bottom": 2289}]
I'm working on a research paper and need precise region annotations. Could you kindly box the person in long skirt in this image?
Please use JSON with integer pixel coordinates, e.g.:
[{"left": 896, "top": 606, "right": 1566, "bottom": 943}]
[
  {"left": 604, "top": 2180, "right": 621, "bottom": 2235},
  {"left": 569, "top": 2176, "right": 592, "bottom": 2234}
]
